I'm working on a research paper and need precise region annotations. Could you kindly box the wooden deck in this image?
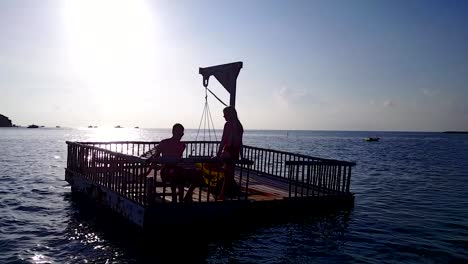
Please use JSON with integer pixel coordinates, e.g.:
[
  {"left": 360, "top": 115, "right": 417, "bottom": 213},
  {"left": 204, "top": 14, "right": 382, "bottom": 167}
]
[
  {"left": 154, "top": 172, "right": 287, "bottom": 203},
  {"left": 144, "top": 168, "right": 330, "bottom": 204}
]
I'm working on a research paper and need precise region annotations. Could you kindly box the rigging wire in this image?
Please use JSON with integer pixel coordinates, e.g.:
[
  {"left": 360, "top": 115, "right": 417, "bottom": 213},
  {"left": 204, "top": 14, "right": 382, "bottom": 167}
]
[
  {"left": 206, "top": 87, "right": 227, "bottom": 107},
  {"left": 206, "top": 99, "right": 217, "bottom": 141},
  {"left": 194, "top": 89, "right": 208, "bottom": 142},
  {"left": 193, "top": 87, "right": 219, "bottom": 156}
]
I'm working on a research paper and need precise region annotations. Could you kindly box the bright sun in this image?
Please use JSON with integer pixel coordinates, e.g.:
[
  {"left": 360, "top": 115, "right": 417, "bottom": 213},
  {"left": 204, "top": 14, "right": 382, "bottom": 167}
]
[{"left": 62, "top": 0, "right": 158, "bottom": 107}]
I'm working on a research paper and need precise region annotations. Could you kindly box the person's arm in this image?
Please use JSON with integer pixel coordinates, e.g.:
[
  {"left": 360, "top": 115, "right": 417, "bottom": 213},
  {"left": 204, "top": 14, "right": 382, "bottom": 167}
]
[
  {"left": 217, "top": 142, "right": 224, "bottom": 157},
  {"left": 154, "top": 141, "right": 163, "bottom": 159},
  {"left": 218, "top": 123, "right": 229, "bottom": 157},
  {"left": 181, "top": 143, "right": 186, "bottom": 158},
  {"left": 145, "top": 142, "right": 162, "bottom": 169}
]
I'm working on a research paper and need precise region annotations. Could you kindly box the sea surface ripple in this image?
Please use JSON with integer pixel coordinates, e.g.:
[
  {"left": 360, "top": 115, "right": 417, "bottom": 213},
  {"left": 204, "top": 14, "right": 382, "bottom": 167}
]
[{"left": 0, "top": 128, "right": 467, "bottom": 263}]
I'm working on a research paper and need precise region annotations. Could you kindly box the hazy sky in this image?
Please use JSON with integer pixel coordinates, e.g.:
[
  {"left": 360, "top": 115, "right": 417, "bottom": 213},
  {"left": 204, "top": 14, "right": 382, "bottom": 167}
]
[{"left": 1, "top": 0, "right": 467, "bottom": 131}]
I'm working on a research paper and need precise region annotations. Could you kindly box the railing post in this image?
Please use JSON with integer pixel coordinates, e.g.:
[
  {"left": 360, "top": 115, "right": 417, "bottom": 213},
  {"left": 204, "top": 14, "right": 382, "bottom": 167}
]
[
  {"left": 346, "top": 166, "right": 352, "bottom": 193},
  {"left": 287, "top": 164, "right": 292, "bottom": 198},
  {"left": 149, "top": 175, "right": 155, "bottom": 205}
]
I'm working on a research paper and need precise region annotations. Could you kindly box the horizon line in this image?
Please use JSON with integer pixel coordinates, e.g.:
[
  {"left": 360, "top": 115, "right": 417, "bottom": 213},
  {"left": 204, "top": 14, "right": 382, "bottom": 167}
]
[{"left": 1, "top": 126, "right": 464, "bottom": 133}]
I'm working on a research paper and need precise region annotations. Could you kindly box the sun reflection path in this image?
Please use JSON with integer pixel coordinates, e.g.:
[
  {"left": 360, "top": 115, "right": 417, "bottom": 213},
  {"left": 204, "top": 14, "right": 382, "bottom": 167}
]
[
  {"left": 82, "top": 127, "right": 144, "bottom": 142},
  {"left": 31, "top": 253, "right": 52, "bottom": 264}
]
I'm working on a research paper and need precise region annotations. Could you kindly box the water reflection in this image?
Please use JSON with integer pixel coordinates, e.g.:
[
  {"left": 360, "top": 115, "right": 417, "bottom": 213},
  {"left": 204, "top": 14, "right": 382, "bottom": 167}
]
[
  {"left": 31, "top": 253, "right": 52, "bottom": 264},
  {"left": 64, "top": 191, "right": 353, "bottom": 263},
  {"left": 206, "top": 211, "right": 353, "bottom": 263},
  {"left": 5, "top": 129, "right": 465, "bottom": 262},
  {"left": 79, "top": 127, "right": 144, "bottom": 142}
]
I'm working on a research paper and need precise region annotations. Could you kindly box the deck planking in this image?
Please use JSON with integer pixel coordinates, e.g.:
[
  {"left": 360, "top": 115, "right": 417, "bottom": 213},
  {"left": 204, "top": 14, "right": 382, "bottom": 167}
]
[
  {"left": 149, "top": 169, "right": 326, "bottom": 203},
  {"left": 95, "top": 167, "right": 329, "bottom": 204}
]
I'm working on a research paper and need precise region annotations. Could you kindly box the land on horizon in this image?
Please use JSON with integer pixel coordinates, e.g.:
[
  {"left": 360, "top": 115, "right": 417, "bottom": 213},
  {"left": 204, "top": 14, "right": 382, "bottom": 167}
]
[{"left": 1, "top": 124, "right": 465, "bottom": 134}]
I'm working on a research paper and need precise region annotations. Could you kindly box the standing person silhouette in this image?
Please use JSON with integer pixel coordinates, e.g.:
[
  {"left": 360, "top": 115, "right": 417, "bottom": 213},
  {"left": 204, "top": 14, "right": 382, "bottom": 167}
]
[{"left": 216, "top": 106, "right": 244, "bottom": 200}]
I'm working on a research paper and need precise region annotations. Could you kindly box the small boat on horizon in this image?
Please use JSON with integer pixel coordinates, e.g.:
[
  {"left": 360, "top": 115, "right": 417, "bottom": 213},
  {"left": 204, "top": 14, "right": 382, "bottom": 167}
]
[
  {"left": 27, "top": 124, "right": 39, "bottom": 128},
  {"left": 115, "top": 125, "right": 123, "bottom": 128},
  {"left": 365, "top": 137, "right": 380, "bottom": 142}
]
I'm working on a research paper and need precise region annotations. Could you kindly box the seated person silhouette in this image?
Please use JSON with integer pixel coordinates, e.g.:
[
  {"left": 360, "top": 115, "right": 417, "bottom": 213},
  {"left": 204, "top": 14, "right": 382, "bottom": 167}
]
[{"left": 154, "top": 123, "right": 200, "bottom": 203}]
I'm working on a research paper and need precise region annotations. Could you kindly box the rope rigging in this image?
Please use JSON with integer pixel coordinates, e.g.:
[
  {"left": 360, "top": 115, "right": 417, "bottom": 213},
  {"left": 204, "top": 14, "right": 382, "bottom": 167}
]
[
  {"left": 205, "top": 87, "right": 227, "bottom": 107},
  {"left": 192, "top": 84, "right": 226, "bottom": 186},
  {"left": 191, "top": 62, "right": 243, "bottom": 184},
  {"left": 193, "top": 85, "right": 220, "bottom": 156},
  {"left": 192, "top": 61, "right": 243, "bottom": 157}
]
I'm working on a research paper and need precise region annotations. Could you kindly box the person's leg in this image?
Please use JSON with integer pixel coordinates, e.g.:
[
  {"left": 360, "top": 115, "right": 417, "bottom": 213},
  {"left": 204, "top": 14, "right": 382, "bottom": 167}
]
[
  {"left": 161, "top": 166, "right": 178, "bottom": 203},
  {"left": 217, "top": 162, "right": 234, "bottom": 200},
  {"left": 184, "top": 169, "right": 202, "bottom": 203},
  {"left": 173, "top": 167, "right": 186, "bottom": 203},
  {"left": 178, "top": 184, "right": 184, "bottom": 203},
  {"left": 171, "top": 185, "right": 177, "bottom": 203},
  {"left": 184, "top": 185, "right": 194, "bottom": 203}
]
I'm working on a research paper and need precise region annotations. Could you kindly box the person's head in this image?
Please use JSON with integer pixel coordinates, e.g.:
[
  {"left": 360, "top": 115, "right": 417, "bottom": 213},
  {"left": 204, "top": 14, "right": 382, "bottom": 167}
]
[
  {"left": 223, "top": 106, "right": 238, "bottom": 121},
  {"left": 172, "top": 123, "right": 184, "bottom": 140}
]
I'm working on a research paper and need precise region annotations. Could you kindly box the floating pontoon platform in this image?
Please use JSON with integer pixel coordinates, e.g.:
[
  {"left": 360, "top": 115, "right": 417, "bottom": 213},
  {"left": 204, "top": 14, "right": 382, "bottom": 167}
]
[{"left": 65, "top": 141, "right": 356, "bottom": 229}]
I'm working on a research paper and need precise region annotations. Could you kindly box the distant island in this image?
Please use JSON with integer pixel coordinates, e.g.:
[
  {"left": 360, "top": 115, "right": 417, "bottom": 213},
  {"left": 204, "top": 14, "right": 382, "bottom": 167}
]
[
  {"left": 443, "top": 131, "right": 468, "bottom": 134},
  {"left": 0, "top": 114, "right": 13, "bottom": 127}
]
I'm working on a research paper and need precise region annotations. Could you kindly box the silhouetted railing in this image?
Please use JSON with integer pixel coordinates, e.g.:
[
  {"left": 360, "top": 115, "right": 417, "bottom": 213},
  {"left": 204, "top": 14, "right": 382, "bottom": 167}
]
[
  {"left": 285, "top": 160, "right": 355, "bottom": 197},
  {"left": 66, "top": 141, "right": 254, "bottom": 205},
  {"left": 75, "top": 141, "right": 222, "bottom": 158},
  {"left": 67, "top": 142, "right": 152, "bottom": 205},
  {"left": 69, "top": 141, "right": 355, "bottom": 199},
  {"left": 240, "top": 145, "right": 354, "bottom": 178}
]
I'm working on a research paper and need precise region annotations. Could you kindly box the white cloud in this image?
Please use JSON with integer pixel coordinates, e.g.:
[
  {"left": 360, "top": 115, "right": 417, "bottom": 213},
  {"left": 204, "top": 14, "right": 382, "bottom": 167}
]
[
  {"left": 273, "top": 86, "right": 289, "bottom": 106},
  {"left": 421, "top": 88, "right": 438, "bottom": 97},
  {"left": 369, "top": 99, "right": 396, "bottom": 108},
  {"left": 273, "top": 86, "right": 317, "bottom": 107},
  {"left": 383, "top": 100, "right": 396, "bottom": 108}
]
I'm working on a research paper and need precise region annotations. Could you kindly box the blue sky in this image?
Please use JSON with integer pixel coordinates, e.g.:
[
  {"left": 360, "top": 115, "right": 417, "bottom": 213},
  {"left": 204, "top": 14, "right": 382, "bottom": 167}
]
[{"left": 0, "top": 0, "right": 467, "bottom": 131}]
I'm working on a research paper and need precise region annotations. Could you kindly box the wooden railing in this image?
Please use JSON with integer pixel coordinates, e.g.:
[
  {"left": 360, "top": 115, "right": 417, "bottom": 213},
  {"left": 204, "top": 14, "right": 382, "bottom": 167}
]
[
  {"left": 243, "top": 145, "right": 355, "bottom": 197},
  {"left": 241, "top": 145, "right": 355, "bottom": 178},
  {"left": 285, "top": 160, "right": 354, "bottom": 197},
  {"left": 67, "top": 142, "right": 152, "bottom": 205},
  {"left": 74, "top": 141, "right": 222, "bottom": 158},
  {"left": 69, "top": 141, "right": 356, "bottom": 199},
  {"left": 66, "top": 141, "right": 254, "bottom": 206}
]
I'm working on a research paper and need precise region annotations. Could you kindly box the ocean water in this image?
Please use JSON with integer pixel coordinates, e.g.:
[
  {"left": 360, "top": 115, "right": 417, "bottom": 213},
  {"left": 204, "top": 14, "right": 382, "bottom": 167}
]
[{"left": 0, "top": 128, "right": 467, "bottom": 263}]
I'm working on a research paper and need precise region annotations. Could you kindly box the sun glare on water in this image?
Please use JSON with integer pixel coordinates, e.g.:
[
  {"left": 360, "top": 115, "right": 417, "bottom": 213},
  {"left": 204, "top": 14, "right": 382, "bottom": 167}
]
[
  {"left": 82, "top": 127, "right": 144, "bottom": 142},
  {"left": 62, "top": 0, "right": 158, "bottom": 108}
]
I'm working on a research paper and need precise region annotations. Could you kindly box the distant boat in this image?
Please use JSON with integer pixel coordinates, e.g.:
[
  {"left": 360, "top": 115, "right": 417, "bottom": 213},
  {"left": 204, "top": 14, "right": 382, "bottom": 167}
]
[
  {"left": 115, "top": 125, "right": 122, "bottom": 128},
  {"left": 56, "top": 126, "right": 61, "bottom": 128},
  {"left": 88, "top": 125, "right": 93, "bottom": 128},
  {"left": 365, "top": 137, "right": 380, "bottom": 142},
  {"left": 134, "top": 126, "right": 139, "bottom": 129},
  {"left": 27, "top": 125, "right": 39, "bottom": 128}
]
